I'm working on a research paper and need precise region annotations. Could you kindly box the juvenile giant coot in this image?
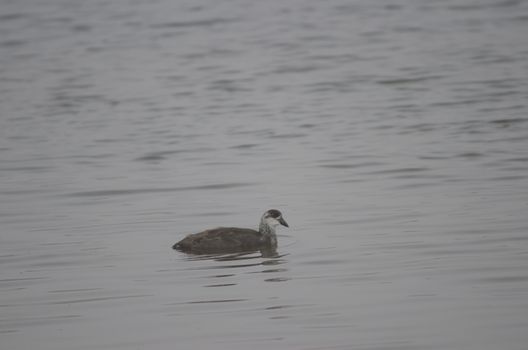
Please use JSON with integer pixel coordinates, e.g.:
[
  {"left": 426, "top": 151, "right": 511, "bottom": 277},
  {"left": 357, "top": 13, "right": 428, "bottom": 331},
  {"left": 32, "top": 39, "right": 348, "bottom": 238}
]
[{"left": 173, "top": 209, "right": 289, "bottom": 254}]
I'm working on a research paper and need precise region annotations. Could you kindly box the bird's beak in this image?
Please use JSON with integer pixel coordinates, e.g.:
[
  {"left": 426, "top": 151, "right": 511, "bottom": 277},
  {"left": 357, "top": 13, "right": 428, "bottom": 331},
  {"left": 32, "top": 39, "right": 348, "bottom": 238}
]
[{"left": 279, "top": 217, "right": 289, "bottom": 227}]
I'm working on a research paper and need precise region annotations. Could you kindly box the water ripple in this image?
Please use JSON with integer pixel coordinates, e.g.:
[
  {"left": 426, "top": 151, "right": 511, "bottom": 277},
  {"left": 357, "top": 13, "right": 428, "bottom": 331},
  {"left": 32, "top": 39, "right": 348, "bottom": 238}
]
[
  {"left": 185, "top": 299, "right": 246, "bottom": 304},
  {"left": 51, "top": 294, "right": 150, "bottom": 305},
  {"left": 67, "top": 183, "right": 254, "bottom": 197},
  {"left": 151, "top": 17, "right": 238, "bottom": 29}
]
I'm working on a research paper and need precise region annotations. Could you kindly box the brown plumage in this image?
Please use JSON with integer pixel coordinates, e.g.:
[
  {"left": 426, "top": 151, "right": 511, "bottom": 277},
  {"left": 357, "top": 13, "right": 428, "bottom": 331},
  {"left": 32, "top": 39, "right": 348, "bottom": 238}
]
[{"left": 173, "top": 209, "right": 289, "bottom": 254}]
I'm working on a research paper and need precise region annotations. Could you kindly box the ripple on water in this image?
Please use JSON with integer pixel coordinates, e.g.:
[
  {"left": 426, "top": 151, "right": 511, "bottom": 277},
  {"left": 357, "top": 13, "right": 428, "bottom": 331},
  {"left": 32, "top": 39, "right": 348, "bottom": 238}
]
[
  {"left": 185, "top": 298, "right": 247, "bottom": 304},
  {"left": 319, "top": 161, "right": 385, "bottom": 169},
  {"left": 183, "top": 254, "right": 286, "bottom": 275},
  {"left": 67, "top": 182, "right": 254, "bottom": 197},
  {"left": 229, "top": 143, "right": 260, "bottom": 149},
  {"left": 360, "top": 167, "right": 434, "bottom": 181},
  {"left": 134, "top": 150, "right": 183, "bottom": 161},
  {"left": 50, "top": 294, "right": 150, "bottom": 305},
  {"left": 0, "top": 315, "right": 81, "bottom": 332},
  {"left": 150, "top": 17, "right": 238, "bottom": 29}
]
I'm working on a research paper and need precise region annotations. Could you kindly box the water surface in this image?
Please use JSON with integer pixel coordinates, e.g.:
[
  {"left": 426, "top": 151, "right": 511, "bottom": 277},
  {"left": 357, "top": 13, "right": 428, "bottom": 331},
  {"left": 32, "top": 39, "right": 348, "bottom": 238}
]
[{"left": 1, "top": 0, "right": 528, "bottom": 349}]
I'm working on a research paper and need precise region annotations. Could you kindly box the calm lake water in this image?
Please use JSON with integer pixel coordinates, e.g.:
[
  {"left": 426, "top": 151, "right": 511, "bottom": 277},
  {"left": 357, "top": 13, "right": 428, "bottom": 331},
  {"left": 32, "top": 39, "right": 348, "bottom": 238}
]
[{"left": 1, "top": 0, "right": 528, "bottom": 349}]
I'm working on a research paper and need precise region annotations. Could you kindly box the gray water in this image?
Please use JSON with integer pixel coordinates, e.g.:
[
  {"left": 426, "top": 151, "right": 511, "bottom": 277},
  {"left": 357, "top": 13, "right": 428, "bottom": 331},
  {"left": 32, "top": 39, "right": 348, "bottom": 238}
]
[{"left": 1, "top": 0, "right": 528, "bottom": 349}]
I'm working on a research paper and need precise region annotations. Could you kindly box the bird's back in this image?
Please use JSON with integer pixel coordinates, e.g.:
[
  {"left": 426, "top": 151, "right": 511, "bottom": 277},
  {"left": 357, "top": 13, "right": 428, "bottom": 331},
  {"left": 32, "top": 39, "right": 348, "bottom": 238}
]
[{"left": 173, "top": 227, "right": 270, "bottom": 254}]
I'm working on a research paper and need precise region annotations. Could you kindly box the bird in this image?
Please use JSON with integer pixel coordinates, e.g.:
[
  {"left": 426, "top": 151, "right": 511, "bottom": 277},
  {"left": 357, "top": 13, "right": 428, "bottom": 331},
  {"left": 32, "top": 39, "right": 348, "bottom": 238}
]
[{"left": 172, "top": 209, "right": 289, "bottom": 254}]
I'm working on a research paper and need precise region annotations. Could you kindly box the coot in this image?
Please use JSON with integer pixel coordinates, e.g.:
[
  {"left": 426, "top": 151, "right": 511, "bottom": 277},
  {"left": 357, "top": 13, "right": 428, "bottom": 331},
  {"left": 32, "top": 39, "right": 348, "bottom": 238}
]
[{"left": 173, "top": 209, "right": 288, "bottom": 254}]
